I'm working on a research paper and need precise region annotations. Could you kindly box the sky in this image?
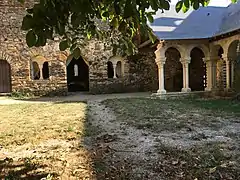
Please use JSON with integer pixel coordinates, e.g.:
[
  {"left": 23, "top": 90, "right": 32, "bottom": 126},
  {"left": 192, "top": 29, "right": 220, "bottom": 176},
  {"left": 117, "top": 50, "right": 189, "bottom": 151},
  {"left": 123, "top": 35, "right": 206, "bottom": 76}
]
[{"left": 171, "top": 0, "right": 231, "bottom": 7}]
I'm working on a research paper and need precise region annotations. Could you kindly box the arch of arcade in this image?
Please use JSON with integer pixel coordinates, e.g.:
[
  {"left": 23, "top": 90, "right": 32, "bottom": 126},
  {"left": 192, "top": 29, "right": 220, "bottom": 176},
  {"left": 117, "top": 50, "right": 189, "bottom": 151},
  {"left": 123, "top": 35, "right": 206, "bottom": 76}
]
[{"left": 154, "top": 37, "right": 240, "bottom": 95}]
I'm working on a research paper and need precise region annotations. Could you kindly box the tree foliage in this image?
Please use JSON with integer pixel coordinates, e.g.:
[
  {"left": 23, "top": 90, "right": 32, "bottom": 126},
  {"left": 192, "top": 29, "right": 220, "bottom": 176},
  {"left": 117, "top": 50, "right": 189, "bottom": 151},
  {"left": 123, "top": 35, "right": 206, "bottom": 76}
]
[{"left": 17, "top": 0, "right": 238, "bottom": 57}]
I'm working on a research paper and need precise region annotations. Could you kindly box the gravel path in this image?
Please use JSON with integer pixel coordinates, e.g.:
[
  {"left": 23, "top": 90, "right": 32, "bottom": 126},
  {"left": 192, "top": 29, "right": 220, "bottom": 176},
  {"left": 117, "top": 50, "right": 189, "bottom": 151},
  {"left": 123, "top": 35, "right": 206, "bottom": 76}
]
[
  {"left": 0, "top": 92, "right": 151, "bottom": 104},
  {"left": 87, "top": 100, "right": 163, "bottom": 179}
]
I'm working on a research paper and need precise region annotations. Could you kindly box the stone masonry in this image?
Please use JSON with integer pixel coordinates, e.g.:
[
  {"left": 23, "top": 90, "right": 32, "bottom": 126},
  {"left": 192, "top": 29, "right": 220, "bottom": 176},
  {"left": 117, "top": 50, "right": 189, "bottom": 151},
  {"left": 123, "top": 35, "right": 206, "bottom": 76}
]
[{"left": 0, "top": 0, "right": 159, "bottom": 96}]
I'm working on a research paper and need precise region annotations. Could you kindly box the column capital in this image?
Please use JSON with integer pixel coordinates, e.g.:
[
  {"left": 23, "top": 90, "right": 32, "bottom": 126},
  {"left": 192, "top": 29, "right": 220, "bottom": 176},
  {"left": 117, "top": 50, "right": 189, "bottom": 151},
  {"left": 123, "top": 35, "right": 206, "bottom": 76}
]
[
  {"left": 155, "top": 57, "right": 166, "bottom": 65},
  {"left": 39, "top": 64, "right": 43, "bottom": 69},
  {"left": 209, "top": 56, "right": 221, "bottom": 61},
  {"left": 203, "top": 57, "right": 212, "bottom": 62},
  {"left": 112, "top": 61, "right": 118, "bottom": 66},
  {"left": 180, "top": 58, "right": 191, "bottom": 64}
]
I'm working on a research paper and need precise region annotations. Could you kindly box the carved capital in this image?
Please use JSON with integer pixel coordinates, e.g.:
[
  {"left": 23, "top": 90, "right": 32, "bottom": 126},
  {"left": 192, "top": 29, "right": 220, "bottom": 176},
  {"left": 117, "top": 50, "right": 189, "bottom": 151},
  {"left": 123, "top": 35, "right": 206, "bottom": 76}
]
[
  {"left": 203, "top": 57, "right": 211, "bottom": 63},
  {"left": 155, "top": 57, "right": 166, "bottom": 66},
  {"left": 180, "top": 58, "right": 191, "bottom": 64}
]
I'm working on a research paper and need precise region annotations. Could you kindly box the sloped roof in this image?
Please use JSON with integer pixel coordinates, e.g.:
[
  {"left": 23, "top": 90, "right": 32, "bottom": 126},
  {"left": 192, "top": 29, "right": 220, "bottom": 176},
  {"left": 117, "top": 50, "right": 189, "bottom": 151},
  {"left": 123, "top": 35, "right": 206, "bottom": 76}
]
[
  {"left": 216, "top": 1, "right": 240, "bottom": 36},
  {"left": 150, "top": 3, "right": 240, "bottom": 40}
]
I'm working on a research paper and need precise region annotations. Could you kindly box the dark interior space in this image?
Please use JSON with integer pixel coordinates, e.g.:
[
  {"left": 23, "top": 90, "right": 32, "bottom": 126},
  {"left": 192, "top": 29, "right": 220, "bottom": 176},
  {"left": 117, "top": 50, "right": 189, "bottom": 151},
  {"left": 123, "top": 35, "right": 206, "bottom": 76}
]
[
  {"left": 165, "top": 47, "right": 183, "bottom": 92},
  {"left": 189, "top": 47, "right": 207, "bottom": 91},
  {"left": 67, "top": 57, "right": 89, "bottom": 92}
]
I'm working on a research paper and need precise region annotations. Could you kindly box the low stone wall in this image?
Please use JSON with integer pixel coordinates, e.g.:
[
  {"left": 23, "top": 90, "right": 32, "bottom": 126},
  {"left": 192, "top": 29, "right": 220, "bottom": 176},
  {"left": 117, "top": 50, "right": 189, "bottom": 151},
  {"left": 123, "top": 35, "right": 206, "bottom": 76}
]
[
  {"left": 89, "top": 78, "right": 137, "bottom": 94},
  {"left": 89, "top": 76, "right": 156, "bottom": 94},
  {"left": 12, "top": 80, "right": 68, "bottom": 96}
]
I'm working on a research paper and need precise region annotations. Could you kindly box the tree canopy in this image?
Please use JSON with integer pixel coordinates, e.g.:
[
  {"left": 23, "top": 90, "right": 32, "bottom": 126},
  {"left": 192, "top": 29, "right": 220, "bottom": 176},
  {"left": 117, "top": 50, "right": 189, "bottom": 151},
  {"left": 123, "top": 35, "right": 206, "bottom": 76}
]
[{"left": 17, "top": 0, "right": 238, "bottom": 57}]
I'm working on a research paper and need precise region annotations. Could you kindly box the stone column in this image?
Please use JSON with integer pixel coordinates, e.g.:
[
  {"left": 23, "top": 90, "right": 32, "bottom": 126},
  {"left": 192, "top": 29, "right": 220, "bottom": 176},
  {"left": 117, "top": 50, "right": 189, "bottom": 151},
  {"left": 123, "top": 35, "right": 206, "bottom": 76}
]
[
  {"left": 30, "top": 62, "right": 34, "bottom": 80},
  {"left": 156, "top": 58, "right": 166, "bottom": 94},
  {"left": 205, "top": 58, "right": 213, "bottom": 91},
  {"left": 181, "top": 59, "right": 191, "bottom": 92},
  {"left": 225, "top": 59, "right": 231, "bottom": 90},
  {"left": 112, "top": 62, "right": 117, "bottom": 78},
  {"left": 231, "top": 60, "right": 235, "bottom": 88},
  {"left": 122, "top": 61, "right": 125, "bottom": 77},
  {"left": 39, "top": 64, "right": 43, "bottom": 80},
  {"left": 211, "top": 58, "right": 218, "bottom": 89}
]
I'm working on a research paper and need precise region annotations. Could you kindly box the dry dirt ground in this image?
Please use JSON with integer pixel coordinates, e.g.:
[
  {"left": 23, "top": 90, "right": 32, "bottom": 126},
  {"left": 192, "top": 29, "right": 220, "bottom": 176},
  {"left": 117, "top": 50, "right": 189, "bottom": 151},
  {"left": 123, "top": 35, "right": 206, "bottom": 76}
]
[
  {"left": 0, "top": 102, "right": 95, "bottom": 179},
  {"left": 0, "top": 95, "right": 240, "bottom": 180},
  {"left": 87, "top": 98, "right": 240, "bottom": 180}
]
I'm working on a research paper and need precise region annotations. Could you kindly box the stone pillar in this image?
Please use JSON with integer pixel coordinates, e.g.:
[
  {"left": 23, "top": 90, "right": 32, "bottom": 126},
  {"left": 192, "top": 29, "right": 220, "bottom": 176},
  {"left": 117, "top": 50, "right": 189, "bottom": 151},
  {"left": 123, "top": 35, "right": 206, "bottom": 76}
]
[
  {"left": 231, "top": 60, "right": 235, "bottom": 88},
  {"left": 156, "top": 58, "right": 166, "bottom": 94},
  {"left": 112, "top": 62, "right": 117, "bottom": 78},
  {"left": 39, "top": 64, "right": 43, "bottom": 80},
  {"left": 30, "top": 62, "right": 34, "bottom": 80},
  {"left": 122, "top": 61, "right": 125, "bottom": 77},
  {"left": 225, "top": 59, "right": 231, "bottom": 90},
  {"left": 181, "top": 59, "right": 191, "bottom": 92},
  {"left": 211, "top": 58, "right": 218, "bottom": 89},
  {"left": 205, "top": 58, "right": 213, "bottom": 91}
]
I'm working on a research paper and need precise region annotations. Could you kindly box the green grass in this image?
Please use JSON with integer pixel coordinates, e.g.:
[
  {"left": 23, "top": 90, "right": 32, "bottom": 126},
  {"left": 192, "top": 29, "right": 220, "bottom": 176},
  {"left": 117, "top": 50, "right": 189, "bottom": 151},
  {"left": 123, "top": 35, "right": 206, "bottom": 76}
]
[
  {"left": 101, "top": 98, "right": 240, "bottom": 179},
  {"left": 103, "top": 98, "right": 240, "bottom": 133},
  {"left": 184, "top": 99, "right": 240, "bottom": 115}
]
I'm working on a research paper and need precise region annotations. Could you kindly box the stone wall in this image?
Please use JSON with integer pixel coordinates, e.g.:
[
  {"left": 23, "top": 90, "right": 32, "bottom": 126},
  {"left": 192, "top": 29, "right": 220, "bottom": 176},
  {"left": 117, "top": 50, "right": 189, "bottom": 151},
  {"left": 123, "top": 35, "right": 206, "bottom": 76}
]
[
  {"left": 0, "top": 1, "right": 159, "bottom": 96},
  {"left": 0, "top": 0, "right": 68, "bottom": 96},
  {"left": 81, "top": 42, "right": 158, "bottom": 94},
  {"left": 127, "top": 47, "right": 158, "bottom": 92},
  {"left": 87, "top": 46, "right": 158, "bottom": 94}
]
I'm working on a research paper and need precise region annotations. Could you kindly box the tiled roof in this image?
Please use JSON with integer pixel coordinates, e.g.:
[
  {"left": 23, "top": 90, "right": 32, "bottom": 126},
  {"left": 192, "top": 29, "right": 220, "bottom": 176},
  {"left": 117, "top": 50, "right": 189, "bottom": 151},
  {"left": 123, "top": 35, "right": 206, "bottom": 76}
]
[
  {"left": 215, "top": 1, "right": 240, "bottom": 36},
  {"left": 150, "top": 3, "right": 240, "bottom": 40}
]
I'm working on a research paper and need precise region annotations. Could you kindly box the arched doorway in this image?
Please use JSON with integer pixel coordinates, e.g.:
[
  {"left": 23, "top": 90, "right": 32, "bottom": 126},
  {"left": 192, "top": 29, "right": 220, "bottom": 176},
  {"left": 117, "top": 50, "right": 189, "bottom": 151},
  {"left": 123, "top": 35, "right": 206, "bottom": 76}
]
[
  {"left": 67, "top": 57, "right": 89, "bottom": 92},
  {"left": 0, "top": 60, "right": 11, "bottom": 93},
  {"left": 228, "top": 40, "right": 240, "bottom": 91},
  {"left": 189, "top": 47, "right": 206, "bottom": 91},
  {"left": 165, "top": 47, "right": 183, "bottom": 92}
]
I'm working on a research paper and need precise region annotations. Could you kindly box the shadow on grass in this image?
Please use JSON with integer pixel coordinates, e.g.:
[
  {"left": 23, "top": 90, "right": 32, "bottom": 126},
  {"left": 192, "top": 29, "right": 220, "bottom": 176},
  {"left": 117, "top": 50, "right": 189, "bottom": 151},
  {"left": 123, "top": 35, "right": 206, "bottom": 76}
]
[{"left": 0, "top": 158, "right": 57, "bottom": 179}]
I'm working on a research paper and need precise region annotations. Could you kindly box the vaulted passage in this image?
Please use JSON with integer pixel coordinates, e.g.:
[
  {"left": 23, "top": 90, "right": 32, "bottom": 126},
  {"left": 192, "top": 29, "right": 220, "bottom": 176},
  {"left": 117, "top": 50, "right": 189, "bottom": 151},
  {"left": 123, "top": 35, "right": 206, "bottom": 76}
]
[
  {"left": 189, "top": 47, "right": 206, "bottom": 91},
  {"left": 67, "top": 57, "right": 89, "bottom": 92},
  {"left": 0, "top": 60, "right": 11, "bottom": 93},
  {"left": 164, "top": 47, "right": 183, "bottom": 92}
]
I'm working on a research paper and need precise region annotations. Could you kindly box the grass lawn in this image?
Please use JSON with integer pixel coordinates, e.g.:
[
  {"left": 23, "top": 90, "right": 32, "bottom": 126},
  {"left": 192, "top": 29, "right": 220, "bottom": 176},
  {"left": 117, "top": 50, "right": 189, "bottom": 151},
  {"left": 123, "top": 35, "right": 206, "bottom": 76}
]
[
  {"left": 0, "top": 102, "right": 94, "bottom": 179},
  {"left": 1, "top": 98, "right": 240, "bottom": 180},
  {"left": 100, "top": 98, "right": 240, "bottom": 180},
  {"left": 103, "top": 98, "right": 240, "bottom": 132}
]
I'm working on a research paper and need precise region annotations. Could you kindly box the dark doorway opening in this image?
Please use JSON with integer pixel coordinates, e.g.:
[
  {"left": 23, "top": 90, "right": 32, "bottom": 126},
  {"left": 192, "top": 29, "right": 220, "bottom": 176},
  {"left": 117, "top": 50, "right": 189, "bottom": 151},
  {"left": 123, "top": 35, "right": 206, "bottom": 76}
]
[
  {"left": 0, "top": 60, "right": 11, "bottom": 93},
  {"left": 42, "top": 62, "right": 50, "bottom": 79},
  {"left": 165, "top": 47, "right": 183, "bottom": 92},
  {"left": 107, "top": 61, "right": 114, "bottom": 78},
  {"left": 189, "top": 47, "right": 206, "bottom": 91},
  {"left": 67, "top": 57, "right": 89, "bottom": 92}
]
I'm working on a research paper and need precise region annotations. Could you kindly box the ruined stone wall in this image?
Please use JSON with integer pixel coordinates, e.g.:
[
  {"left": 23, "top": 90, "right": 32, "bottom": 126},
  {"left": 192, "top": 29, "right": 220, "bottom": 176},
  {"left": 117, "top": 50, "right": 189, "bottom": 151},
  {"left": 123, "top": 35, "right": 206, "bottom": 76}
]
[
  {"left": 127, "top": 47, "right": 158, "bottom": 92},
  {"left": 81, "top": 44, "right": 158, "bottom": 94},
  {"left": 0, "top": 1, "right": 158, "bottom": 95},
  {"left": 0, "top": 0, "right": 67, "bottom": 96}
]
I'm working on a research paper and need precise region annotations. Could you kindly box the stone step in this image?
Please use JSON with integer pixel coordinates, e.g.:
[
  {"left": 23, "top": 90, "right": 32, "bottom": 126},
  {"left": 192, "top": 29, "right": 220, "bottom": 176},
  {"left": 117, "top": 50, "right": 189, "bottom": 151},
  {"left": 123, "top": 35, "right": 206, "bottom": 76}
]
[{"left": 151, "top": 91, "right": 210, "bottom": 99}]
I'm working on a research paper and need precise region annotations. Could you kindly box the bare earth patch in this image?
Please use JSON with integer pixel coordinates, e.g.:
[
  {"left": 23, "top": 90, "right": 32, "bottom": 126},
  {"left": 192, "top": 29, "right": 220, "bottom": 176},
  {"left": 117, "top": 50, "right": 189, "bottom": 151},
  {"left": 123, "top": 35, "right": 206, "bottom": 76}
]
[
  {"left": 0, "top": 102, "right": 95, "bottom": 179},
  {"left": 87, "top": 98, "right": 240, "bottom": 180}
]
